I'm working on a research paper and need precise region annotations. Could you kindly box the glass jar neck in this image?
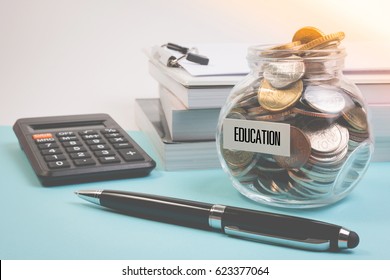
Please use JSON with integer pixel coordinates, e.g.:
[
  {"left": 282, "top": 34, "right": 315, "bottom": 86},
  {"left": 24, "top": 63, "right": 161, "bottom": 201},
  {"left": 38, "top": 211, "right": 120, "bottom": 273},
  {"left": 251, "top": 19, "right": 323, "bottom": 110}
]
[{"left": 247, "top": 45, "right": 346, "bottom": 82}]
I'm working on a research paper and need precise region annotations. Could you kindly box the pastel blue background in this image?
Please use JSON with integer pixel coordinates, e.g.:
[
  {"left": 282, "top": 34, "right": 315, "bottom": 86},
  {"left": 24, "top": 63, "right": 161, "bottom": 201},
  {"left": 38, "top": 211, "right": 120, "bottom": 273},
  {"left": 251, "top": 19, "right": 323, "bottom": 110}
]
[{"left": 1, "top": 126, "right": 389, "bottom": 260}]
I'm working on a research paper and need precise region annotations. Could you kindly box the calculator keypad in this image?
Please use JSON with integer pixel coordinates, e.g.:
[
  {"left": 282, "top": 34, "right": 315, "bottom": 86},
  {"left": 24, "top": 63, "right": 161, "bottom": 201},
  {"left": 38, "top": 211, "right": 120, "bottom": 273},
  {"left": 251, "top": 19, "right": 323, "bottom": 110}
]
[{"left": 33, "top": 129, "right": 144, "bottom": 169}]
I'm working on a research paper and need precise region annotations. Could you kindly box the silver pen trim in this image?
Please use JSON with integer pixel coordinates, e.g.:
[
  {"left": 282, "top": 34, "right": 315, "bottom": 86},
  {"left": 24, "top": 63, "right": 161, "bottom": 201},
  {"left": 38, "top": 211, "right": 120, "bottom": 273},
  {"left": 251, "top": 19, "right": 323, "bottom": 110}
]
[
  {"left": 75, "top": 190, "right": 103, "bottom": 205},
  {"left": 224, "top": 226, "right": 331, "bottom": 251},
  {"left": 208, "top": 204, "right": 226, "bottom": 230},
  {"left": 338, "top": 228, "right": 351, "bottom": 249}
]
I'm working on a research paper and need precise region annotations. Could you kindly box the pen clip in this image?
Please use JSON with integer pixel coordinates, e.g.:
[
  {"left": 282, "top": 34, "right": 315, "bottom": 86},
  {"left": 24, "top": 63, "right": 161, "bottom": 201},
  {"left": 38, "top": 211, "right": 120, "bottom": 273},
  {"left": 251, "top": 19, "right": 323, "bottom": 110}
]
[
  {"left": 161, "top": 42, "right": 210, "bottom": 67},
  {"left": 224, "top": 226, "right": 330, "bottom": 251}
]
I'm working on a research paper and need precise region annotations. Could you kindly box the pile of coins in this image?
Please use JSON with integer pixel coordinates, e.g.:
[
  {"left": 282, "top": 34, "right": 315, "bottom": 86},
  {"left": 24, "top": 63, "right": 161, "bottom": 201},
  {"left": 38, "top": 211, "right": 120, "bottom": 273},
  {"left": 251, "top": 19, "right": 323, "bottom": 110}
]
[{"left": 219, "top": 27, "right": 372, "bottom": 206}]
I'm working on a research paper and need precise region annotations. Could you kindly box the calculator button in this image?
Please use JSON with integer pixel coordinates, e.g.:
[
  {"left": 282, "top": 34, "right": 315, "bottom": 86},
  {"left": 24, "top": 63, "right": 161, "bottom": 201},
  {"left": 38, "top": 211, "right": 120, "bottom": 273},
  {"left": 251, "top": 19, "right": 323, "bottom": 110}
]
[
  {"left": 98, "top": 156, "right": 121, "bottom": 164},
  {"left": 58, "top": 136, "right": 78, "bottom": 142},
  {"left": 79, "top": 130, "right": 98, "bottom": 135},
  {"left": 47, "top": 160, "right": 70, "bottom": 169},
  {"left": 104, "top": 133, "right": 122, "bottom": 138},
  {"left": 94, "top": 150, "right": 115, "bottom": 157},
  {"left": 44, "top": 154, "right": 66, "bottom": 162},
  {"left": 66, "top": 146, "right": 87, "bottom": 153},
  {"left": 32, "top": 133, "right": 53, "bottom": 140},
  {"left": 38, "top": 142, "right": 59, "bottom": 149},
  {"left": 81, "top": 134, "right": 101, "bottom": 140},
  {"left": 113, "top": 142, "right": 133, "bottom": 149},
  {"left": 108, "top": 137, "right": 126, "bottom": 144},
  {"left": 56, "top": 131, "right": 75, "bottom": 137},
  {"left": 62, "top": 140, "right": 82, "bottom": 147},
  {"left": 69, "top": 152, "right": 91, "bottom": 159},
  {"left": 90, "top": 144, "right": 110, "bottom": 151},
  {"left": 35, "top": 137, "right": 55, "bottom": 143},
  {"left": 101, "top": 128, "right": 118, "bottom": 133},
  {"left": 41, "top": 148, "right": 63, "bottom": 155},
  {"left": 86, "top": 139, "right": 106, "bottom": 145},
  {"left": 118, "top": 149, "right": 144, "bottom": 162},
  {"left": 73, "top": 158, "right": 96, "bottom": 166}
]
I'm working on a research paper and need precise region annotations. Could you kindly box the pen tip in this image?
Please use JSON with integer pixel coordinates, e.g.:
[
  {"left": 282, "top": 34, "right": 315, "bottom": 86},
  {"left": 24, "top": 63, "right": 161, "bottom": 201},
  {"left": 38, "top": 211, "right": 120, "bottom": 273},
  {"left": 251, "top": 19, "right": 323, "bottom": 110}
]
[{"left": 348, "top": 231, "right": 360, "bottom": 249}]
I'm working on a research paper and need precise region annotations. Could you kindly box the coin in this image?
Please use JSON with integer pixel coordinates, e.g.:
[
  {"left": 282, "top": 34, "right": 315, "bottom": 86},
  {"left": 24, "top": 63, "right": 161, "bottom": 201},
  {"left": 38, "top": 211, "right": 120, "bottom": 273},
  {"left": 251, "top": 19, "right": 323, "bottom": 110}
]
[
  {"left": 303, "top": 120, "right": 342, "bottom": 154},
  {"left": 308, "top": 145, "right": 348, "bottom": 166},
  {"left": 222, "top": 149, "right": 254, "bottom": 169},
  {"left": 292, "top": 107, "right": 339, "bottom": 119},
  {"left": 255, "top": 156, "right": 285, "bottom": 172},
  {"left": 270, "top": 41, "right": 302, "bottom": 50},
  {"left": 298, "top": 32, "right": 345, "bottom": 50},
  {"left": 250, "top": 109, "right": 295, "bottom": 121},
  {"left": 303, "top": 86, "right": 346, "bottom": 114},
  {"left": 253, "top": 173, "right": 279, "bottom": 195},
  {"left": 227, "top": 107, "right": 247, "bottom": 119},
  {"left": 236, "top": 95, "right": 259, "bottom": 109},
  {"left": 258, "top": 79, "right": 303, "bottom": 112},
  {"left": 273, "top": 126, "right": 311, "bottom": 169},
  {"left": 261, "top": 41, "right": 302, "bottom": 58},
  {"left": 247, "top": 106, "right": 269, "bottom": 118},
  {"left": 292, "top": 26, "right": 325, "bottom": 44},
  {"left": 342, "top": 106, "right": 368, "bottom": 131},
  {"left": 230, "top": 157, "right": 258, "bottom": 177},
  {"left": 263, "top": 57, "right": 305, "bottom": 88}
]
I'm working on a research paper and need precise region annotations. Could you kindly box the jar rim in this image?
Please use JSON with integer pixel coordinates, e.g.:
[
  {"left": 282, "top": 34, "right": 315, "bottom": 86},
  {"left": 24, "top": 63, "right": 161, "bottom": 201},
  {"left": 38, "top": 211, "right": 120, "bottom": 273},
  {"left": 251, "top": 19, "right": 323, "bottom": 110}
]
[{"left": 247, "top": 43, "right": 346, "bottom": 62}]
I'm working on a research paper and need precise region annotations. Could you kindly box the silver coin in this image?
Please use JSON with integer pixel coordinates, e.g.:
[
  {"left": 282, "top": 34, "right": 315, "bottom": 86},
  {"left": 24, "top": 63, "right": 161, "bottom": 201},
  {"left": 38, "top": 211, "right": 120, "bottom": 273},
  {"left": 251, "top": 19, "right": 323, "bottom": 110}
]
[
  {"left": 303, "top": 85, "right": 345, "bottom": 114},
  {"left": 226, "top": 108, "right": 247, "bottom": 120},
  {"left": 304, "top": 169, "right": 337, "bottom": 183},
  {"left": 263, "top": 57, "right": 305, "bottom": 89},
  {"left": 288, "top": 180, "right": 327, "bottom": 199},
  {"left": 309, "top": 145, "right": 348, "bottom": 167},
  {"left": 288, "top": 171, "right": 330, "bottom": 194},
  {"left": 328, "top": 124, "right": 349, "bottom": 156},
  {"left": 304, "top": 120, "right": 342, "bottom": 154},
  {"left": 229, "top": 156, "right": 258, "bottom": 178},
  {"left": 253, "top": 173, "right": 282, "bottom": 196}
]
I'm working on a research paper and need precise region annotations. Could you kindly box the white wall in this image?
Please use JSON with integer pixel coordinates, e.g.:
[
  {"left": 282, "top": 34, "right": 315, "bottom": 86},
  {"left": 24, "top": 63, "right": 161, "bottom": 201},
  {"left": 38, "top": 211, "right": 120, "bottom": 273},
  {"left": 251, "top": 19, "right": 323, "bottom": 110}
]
[{"left": 1, "top": 0, "right": 389, "bottom": 130}]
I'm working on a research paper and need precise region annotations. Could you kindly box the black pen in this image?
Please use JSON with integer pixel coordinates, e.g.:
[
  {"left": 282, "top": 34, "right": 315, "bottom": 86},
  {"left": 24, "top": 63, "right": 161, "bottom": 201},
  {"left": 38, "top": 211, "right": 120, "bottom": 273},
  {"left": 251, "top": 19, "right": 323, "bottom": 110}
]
[{"left": 75, "top": 190, "right": 359, "bottom": 251}]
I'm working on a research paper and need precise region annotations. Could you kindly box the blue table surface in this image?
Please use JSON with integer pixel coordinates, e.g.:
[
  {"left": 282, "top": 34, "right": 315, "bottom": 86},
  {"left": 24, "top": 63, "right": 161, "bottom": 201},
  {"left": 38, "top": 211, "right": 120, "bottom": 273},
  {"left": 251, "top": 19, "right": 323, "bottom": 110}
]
[{"left": 1, "top": 125, "right": 389, "bottom": 260}]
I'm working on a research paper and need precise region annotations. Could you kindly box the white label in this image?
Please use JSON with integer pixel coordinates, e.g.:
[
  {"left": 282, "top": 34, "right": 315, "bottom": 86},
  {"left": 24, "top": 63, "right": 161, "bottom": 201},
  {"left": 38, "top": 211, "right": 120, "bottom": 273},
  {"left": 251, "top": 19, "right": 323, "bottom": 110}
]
[{"left": 223, "top": 119, "right": 290, "bottom": 156}]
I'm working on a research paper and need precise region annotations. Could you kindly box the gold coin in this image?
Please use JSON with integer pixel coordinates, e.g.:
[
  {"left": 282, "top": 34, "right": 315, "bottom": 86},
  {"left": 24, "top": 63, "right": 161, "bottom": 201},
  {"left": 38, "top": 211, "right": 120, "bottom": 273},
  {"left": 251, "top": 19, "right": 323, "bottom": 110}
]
[
  {"left": 342, "top": 106, "right": 368, "bottom": 131},
  {"left": 292, "top": 26, "right": 325, "bottom": 44},
  {"left": 298, "top": 32, "right": 345, "bottom": 50},
  {"left": 258, "top": 79, "right": 303, "bottom": 112}
]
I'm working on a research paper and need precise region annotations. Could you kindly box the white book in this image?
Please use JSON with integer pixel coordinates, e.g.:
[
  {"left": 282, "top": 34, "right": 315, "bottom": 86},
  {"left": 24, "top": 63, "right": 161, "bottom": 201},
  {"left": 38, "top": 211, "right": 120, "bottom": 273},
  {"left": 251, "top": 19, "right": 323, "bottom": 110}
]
[
  {"left": 159, "top": 86, "right": 220, "bottom": 141},
  {"left": 134, "top": 98, "right": 220, "bottom": 171},
  {"left": 148, "top": 60, "right": 236, "bottom": 109}
]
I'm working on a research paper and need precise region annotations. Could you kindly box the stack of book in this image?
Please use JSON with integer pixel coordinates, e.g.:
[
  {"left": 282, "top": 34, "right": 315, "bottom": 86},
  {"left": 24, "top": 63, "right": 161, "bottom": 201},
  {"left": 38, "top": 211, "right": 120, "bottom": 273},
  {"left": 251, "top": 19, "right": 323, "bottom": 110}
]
[
  {"left": 134, "top": 52, "right": 243, "bottom": 170},
  {"left": 136, "top": 43, "right": 390, "bottom": 170}
]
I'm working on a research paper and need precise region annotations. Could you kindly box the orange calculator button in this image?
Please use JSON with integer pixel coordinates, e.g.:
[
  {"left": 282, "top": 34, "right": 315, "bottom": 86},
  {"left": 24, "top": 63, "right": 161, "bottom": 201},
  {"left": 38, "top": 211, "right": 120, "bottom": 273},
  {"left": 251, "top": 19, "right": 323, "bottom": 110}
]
[{"left": 32, "top": 133, "right": 53, "bottom": 140}]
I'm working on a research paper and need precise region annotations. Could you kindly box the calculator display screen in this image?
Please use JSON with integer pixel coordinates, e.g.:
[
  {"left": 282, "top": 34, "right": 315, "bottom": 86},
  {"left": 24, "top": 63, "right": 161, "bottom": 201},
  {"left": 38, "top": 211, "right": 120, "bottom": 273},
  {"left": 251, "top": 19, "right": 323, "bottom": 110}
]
[{"left": 30, "top": 121, "right": 106, "bottom": 132}]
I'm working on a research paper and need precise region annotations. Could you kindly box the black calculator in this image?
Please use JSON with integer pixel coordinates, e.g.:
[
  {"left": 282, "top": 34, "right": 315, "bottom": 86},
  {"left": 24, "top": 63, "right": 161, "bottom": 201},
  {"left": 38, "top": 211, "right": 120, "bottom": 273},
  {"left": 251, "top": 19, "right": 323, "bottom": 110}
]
[{"left": 13, "top": 114, "right": 156, "bottom": 186}]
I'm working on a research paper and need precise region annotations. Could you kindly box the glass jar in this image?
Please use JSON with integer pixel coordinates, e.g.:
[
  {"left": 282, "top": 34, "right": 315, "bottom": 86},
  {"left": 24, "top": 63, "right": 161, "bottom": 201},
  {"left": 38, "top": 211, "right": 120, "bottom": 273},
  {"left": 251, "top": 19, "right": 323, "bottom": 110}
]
[{"left": 216, "top": 44, "right": 374, "bottom": 208}]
